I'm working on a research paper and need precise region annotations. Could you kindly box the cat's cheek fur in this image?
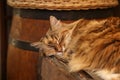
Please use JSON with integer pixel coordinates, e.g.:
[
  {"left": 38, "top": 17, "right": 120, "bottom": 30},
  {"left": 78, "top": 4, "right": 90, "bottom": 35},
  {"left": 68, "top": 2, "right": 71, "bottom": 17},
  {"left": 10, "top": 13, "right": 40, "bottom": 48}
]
[{"left": 96, "top": 70, "right": 120, "bottom": 80}]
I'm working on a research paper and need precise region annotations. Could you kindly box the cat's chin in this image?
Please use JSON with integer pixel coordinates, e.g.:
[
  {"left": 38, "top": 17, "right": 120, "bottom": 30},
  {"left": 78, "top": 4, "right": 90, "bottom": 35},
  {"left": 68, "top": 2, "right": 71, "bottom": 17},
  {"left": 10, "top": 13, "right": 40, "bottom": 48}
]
[
  {"left": 56, "top": 52, "right": 66, "bottom": 59},
  {"left": 56, "top": 52, "right": 63, "bottom": 56}
]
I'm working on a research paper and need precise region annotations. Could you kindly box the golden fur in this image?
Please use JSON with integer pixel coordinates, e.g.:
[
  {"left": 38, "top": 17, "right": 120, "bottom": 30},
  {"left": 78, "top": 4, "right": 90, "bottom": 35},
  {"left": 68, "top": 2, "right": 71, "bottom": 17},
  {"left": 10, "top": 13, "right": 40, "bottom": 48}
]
[{"left": 32, "top": 16, "right": 120, "bottom": 80}]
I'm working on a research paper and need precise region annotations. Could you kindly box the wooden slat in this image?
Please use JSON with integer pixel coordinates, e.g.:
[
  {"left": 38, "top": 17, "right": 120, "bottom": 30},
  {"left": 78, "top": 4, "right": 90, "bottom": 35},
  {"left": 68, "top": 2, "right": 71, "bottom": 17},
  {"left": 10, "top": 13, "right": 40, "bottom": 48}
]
[{"left": 39, "top": 57, "right": 103, "bottom": 80}]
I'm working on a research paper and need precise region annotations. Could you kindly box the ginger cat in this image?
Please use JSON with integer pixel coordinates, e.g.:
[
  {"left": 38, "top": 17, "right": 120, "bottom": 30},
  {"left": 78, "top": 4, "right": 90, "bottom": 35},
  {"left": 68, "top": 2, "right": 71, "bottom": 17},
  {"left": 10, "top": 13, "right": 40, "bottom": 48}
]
[{"left": 32, "top": 16, "right": 120, "bottom": 80}]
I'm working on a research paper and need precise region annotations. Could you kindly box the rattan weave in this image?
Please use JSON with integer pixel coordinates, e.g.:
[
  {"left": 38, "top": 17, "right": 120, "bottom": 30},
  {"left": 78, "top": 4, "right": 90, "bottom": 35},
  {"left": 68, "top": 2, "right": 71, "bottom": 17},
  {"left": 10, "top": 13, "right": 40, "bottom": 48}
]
[{"left": 8, "top": 0, "right": 119, "bottom": 10}]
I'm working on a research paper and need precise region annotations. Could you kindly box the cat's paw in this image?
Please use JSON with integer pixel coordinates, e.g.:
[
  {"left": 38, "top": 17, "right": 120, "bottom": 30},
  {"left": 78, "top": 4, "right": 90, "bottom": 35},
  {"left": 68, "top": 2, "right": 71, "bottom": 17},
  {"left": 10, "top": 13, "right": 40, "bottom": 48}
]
[{"left": 96, "top": 70, "right": 120, "bottom": 80}]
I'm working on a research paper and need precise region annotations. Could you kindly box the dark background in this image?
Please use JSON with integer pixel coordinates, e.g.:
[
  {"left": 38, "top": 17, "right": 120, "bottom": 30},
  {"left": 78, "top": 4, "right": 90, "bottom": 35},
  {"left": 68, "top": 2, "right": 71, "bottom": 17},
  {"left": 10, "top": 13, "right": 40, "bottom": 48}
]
[{"left": 0, "top": 0, "right": 13, "bottom": 80}]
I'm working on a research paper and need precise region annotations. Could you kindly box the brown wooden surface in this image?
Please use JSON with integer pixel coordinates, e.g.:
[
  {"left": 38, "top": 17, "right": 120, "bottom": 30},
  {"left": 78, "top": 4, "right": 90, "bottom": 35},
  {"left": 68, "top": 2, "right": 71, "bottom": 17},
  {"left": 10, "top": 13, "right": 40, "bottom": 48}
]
[
  {"left": 9, "top": 12, "right": 49, "bottom": 42},
  {"left": 41, "top": 57, "right": 95, "bottom": 80},
  {"left": 0, "top": 1, "right": 7, "bottom": 80},
  {"left": 7, "top": 10, "right": 49, "bottom": 80},
  {"left": 7, "top": 45, "right": 39, "bottom": 80},
  {"left": 41, "top": 58, "right": 80, "bottom": 80}
]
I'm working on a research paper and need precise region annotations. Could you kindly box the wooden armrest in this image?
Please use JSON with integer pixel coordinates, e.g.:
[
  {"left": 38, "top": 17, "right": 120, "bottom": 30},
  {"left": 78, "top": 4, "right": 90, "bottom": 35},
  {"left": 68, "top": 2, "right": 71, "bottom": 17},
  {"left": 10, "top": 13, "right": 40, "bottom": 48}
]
[{"left": 38, "top": 56, "right": 103, "bottom": 80}]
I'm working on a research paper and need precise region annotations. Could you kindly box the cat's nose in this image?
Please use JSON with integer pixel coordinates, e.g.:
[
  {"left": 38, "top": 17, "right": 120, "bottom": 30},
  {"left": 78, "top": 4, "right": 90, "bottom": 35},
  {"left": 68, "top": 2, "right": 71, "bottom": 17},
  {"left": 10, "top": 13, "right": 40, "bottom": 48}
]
[{"left": 57, "top": 48, "right": 62, "bottom": 52}]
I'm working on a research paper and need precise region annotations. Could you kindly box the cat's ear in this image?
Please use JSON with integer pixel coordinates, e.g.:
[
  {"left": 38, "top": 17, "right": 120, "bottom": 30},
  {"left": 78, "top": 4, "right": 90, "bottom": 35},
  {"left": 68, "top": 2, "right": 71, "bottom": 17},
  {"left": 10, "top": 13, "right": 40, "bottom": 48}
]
[{"left": 50, "top": 16, "right": 62, "bottom": 30}]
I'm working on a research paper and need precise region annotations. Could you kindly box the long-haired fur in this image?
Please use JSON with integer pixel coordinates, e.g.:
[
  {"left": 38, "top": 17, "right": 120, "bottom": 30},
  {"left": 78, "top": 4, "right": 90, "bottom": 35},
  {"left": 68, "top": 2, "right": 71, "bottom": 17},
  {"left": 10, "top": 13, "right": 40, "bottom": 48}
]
[{"left": 32, "top": 16, "right": 120, "bottom": 80}]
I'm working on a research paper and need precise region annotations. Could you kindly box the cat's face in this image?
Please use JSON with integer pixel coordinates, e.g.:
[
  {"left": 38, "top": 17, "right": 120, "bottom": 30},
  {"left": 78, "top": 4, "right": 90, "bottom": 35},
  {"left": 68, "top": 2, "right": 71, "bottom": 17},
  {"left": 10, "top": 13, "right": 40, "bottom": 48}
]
[{"left": 38, "top": 16, "right": 79, "bottom": 56}]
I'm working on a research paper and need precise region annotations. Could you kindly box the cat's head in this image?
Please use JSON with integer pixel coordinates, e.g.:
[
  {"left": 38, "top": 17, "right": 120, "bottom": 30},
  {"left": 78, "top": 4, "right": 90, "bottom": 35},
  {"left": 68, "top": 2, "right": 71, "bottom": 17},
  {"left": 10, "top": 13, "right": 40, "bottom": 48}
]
[{"left": 32, "top": 16, "right": 79, "bottom": 56}]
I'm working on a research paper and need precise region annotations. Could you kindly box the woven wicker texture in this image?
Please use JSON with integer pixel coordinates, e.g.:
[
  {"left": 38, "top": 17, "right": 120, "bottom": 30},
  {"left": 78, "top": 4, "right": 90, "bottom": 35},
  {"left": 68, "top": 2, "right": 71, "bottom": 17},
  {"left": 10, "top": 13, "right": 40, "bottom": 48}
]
[{"left": 8, "top": 0, "right": 119, "bottom": 10}]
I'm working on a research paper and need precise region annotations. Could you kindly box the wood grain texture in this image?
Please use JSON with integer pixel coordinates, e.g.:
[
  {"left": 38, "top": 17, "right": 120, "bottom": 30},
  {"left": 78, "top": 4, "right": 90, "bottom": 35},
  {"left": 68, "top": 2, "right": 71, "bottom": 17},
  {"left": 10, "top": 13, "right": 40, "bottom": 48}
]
[
  {"left": 7, "top": 9, "right": 50, "bottom": 80},
  {"left": 41, "top": 58, "right": 80, "bottom": 80},
  {"left": 40, "top": 57, "right": 95, "bottom": 80},
  {"left": 7, "top": 45, "right": 38, "bottom": 80},
  {"left": 9, "top": 12, "right": 49, "bottom": 42}
]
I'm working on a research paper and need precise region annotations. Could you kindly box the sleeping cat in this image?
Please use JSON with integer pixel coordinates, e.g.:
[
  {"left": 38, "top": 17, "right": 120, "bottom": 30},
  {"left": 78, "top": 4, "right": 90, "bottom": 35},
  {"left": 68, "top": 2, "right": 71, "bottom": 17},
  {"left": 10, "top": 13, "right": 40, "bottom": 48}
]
[{"left": 31, "top": 16, "right": 120, "bottom": 80}]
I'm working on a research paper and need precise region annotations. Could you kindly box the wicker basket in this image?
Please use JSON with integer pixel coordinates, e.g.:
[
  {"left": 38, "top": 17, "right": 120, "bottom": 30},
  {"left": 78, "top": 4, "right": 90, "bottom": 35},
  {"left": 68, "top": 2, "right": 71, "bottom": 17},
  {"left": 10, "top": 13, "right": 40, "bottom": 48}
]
[{"left": 8, "top": 0, "right": 119, "bottom": 10}]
